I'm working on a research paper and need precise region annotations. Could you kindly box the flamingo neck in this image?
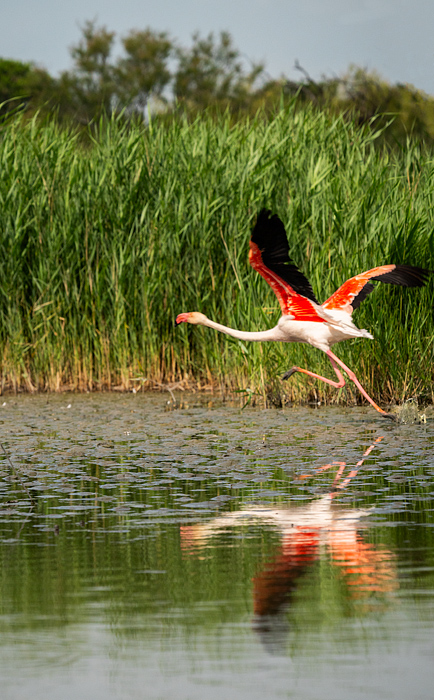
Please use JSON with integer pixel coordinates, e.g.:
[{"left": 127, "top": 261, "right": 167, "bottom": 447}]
[{"left": 201, "top": 317, "right": 281, "bottom": 342}]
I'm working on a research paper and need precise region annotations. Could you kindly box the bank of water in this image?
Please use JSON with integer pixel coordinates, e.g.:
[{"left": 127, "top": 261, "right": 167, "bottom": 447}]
[{"left": 0, "top": 394, "right": 433, "bottom": 699}]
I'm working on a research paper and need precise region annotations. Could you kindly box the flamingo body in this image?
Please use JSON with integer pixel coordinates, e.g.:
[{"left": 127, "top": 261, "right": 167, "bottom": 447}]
[
  {"left": 275, "top": 314, "right": 374, "bottom": 350},
  {"left": 176, "top": 209, "right": 431, "bottom": 419}
]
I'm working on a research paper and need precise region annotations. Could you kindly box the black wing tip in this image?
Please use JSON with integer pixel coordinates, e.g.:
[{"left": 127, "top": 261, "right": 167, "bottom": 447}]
[
  {"left": 374, "top": 265, "right": 433, "bottom": 287},
  {"left": 257, "top": 207, "right": 272, "bottom": 220},
  {"left": 257, "top": 208, "right": 273, "bottom": 220},
  {"left": 251, "top": 209, "right": 285, "bottom": 242},
  {"left": 399, "top": 265, "right": 433, "bottom": 286},
  {"left": 352, "top": 265, "right": 432, "bottom": 310}
]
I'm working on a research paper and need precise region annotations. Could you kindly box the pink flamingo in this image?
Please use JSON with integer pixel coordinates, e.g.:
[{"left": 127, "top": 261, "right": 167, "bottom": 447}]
[{"left": 176, "top": 209, "right": 431, "bottom": 419}]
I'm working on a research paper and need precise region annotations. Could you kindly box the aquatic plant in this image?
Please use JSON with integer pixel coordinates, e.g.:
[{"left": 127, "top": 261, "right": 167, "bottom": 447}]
[{"left": 0, "top": 104, "right": 433, "bottom": 404}]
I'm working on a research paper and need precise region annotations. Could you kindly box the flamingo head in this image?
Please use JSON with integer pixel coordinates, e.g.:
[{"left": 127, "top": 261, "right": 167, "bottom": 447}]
[{"left": 175, "top": 312, "right": 207, "bottom": 326}]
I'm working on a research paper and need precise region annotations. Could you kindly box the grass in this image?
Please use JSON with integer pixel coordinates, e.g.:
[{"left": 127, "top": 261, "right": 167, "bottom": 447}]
[{"left": 0, "top": 104, "right": 434, "bottom": 404}]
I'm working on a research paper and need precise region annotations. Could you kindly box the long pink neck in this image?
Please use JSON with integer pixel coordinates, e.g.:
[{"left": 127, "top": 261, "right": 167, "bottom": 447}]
[{"left": 201, "top": 317, "right": 281, "bottom": 342}]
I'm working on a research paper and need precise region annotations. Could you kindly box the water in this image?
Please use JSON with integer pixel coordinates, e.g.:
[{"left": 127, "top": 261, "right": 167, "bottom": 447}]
[{"left": 0, "top": 393, "right": 433, "bottom": 700}]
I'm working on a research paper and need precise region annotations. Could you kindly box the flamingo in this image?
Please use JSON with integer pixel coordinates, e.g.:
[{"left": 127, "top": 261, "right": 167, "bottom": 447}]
[{"left": 176, "top": 209, "right": 431, "bottom": 420}]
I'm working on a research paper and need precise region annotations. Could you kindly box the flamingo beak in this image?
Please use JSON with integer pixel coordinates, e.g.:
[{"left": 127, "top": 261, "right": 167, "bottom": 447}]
[{"left": 175, "top": 313, "right": 189, "bottom": 326}]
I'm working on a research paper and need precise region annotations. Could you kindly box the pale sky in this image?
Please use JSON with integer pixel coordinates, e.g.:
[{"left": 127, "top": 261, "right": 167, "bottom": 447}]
[{"left": 2, "top": 0, "right": 434, "bottom": 94}]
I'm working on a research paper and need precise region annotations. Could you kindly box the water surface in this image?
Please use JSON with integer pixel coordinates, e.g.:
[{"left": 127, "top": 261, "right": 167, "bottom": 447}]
[{"left": 0, "top": 394, "right": 433, "bottom": 699}]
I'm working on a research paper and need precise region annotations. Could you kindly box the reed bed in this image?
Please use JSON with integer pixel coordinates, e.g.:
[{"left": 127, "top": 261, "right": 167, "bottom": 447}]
[{"left": 1, "top": 105, "right": 434, "bottom": 404}]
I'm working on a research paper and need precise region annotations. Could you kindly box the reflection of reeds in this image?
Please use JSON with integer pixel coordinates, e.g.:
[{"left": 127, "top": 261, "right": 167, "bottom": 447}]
[{"left": 1, "top": 106, "right": 433, "bottom": 404}]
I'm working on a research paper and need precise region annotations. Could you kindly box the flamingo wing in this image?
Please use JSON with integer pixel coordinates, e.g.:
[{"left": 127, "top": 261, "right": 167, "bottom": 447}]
[
  {"left": 250, "top": 210, "right": 325, "bottom": 322},
  {"left": 323, "top": 264, "right": 432, "bottom": 314}
]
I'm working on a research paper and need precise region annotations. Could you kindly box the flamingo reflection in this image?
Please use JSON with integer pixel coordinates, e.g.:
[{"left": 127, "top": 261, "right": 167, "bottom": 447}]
[{"left": 180, "top": 438, "right": 397, "bottom": 649}]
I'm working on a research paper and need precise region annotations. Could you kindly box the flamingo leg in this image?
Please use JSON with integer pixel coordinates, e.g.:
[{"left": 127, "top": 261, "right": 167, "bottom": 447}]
[
  {"left": 283, "top": 349, "right": 396, "bottom": 420},
  {"left": 282, "top": 362, "right": 346, "bottom": 388},
  {"left": 299, "top": 436, "right": 384, "bottom": 487},
  {"left": 327, "top": 350, "right": 395, "bottom": 420},
  {"left": 334, "top": 436, "right": 384, "bottom": 490},
  {"left": 298, "top": 460, "right": 346, "bottom": 480}
]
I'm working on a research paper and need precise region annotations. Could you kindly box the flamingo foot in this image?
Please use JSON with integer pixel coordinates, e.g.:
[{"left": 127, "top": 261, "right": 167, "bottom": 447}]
[
  {"left": 381, "top": 411, "right": 398, "bottom": 422},
  {"left": 282, "top": 367, "right": 298, "bottom": 380}
]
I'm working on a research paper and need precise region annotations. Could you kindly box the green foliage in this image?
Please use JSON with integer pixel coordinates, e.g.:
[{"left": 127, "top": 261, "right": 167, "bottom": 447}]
[
  {"left": 3, "top": 22, "right": 434, "bottom": 148},
  {"left": 0, "top": 58, "right": 55, "bottom": 116},
  {"left": 326, "top": 66, "right": 434, "bottom": 147},
  {"left": 117, "top": 29, "right": 172, "bottom": 111},
  {"left": 173, "top": 31, "right": 264, "bottom": 113},
  {"left": 64, "top": 19, "right": 116, "bottom": 120},
  {"left": 0, "top": 104, "right": 433, "bottom": 403}
]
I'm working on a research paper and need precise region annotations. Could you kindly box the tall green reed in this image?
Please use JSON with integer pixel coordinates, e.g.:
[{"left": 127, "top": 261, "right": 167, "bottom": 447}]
[{"left": 0, "top": 105, "right": 433, "bottom": 403}]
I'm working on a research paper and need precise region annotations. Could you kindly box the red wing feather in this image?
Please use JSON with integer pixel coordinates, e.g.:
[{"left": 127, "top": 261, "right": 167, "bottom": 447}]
[
  {"left": 249, "top": 241, "right": 325, "bottom": 322},
  {"left": 323, "top": 264, "right": 432, "bottom": 313},
  {"left": 249, "top": 210, "right": 431, "bottom": 320}
]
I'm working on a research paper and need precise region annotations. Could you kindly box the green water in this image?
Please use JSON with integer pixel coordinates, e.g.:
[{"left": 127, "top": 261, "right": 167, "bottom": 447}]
[{"left": 0, "top": 394, "right": 433, "bottom": 699}]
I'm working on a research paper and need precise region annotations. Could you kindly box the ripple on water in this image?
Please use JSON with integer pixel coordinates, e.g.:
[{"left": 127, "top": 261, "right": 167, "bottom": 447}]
[{"left": 0, "top": 394, "right": 433, "bottom": 700}]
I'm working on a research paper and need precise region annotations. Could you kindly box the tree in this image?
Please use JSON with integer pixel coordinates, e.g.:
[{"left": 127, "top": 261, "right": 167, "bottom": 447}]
[
  {"left": 173, "top": 31, "right": 264, "bottom": 111},
  {"left": 58, "top": 20, "right": 116, "bottom": 122},
  {"left": 0, "top": 58, "right": 55, "bottom": 116},
  {"left": 327, "top": 67, "right": 434, "bottom": 145},
  {"left": 116, "top": 29, "right": 172, "bottom": 113}
]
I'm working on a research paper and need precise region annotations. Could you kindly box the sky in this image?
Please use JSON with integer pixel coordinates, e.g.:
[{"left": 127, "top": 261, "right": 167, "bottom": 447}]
[{"left": 2, "top": 0, "right": 434, "bottom": 95}]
